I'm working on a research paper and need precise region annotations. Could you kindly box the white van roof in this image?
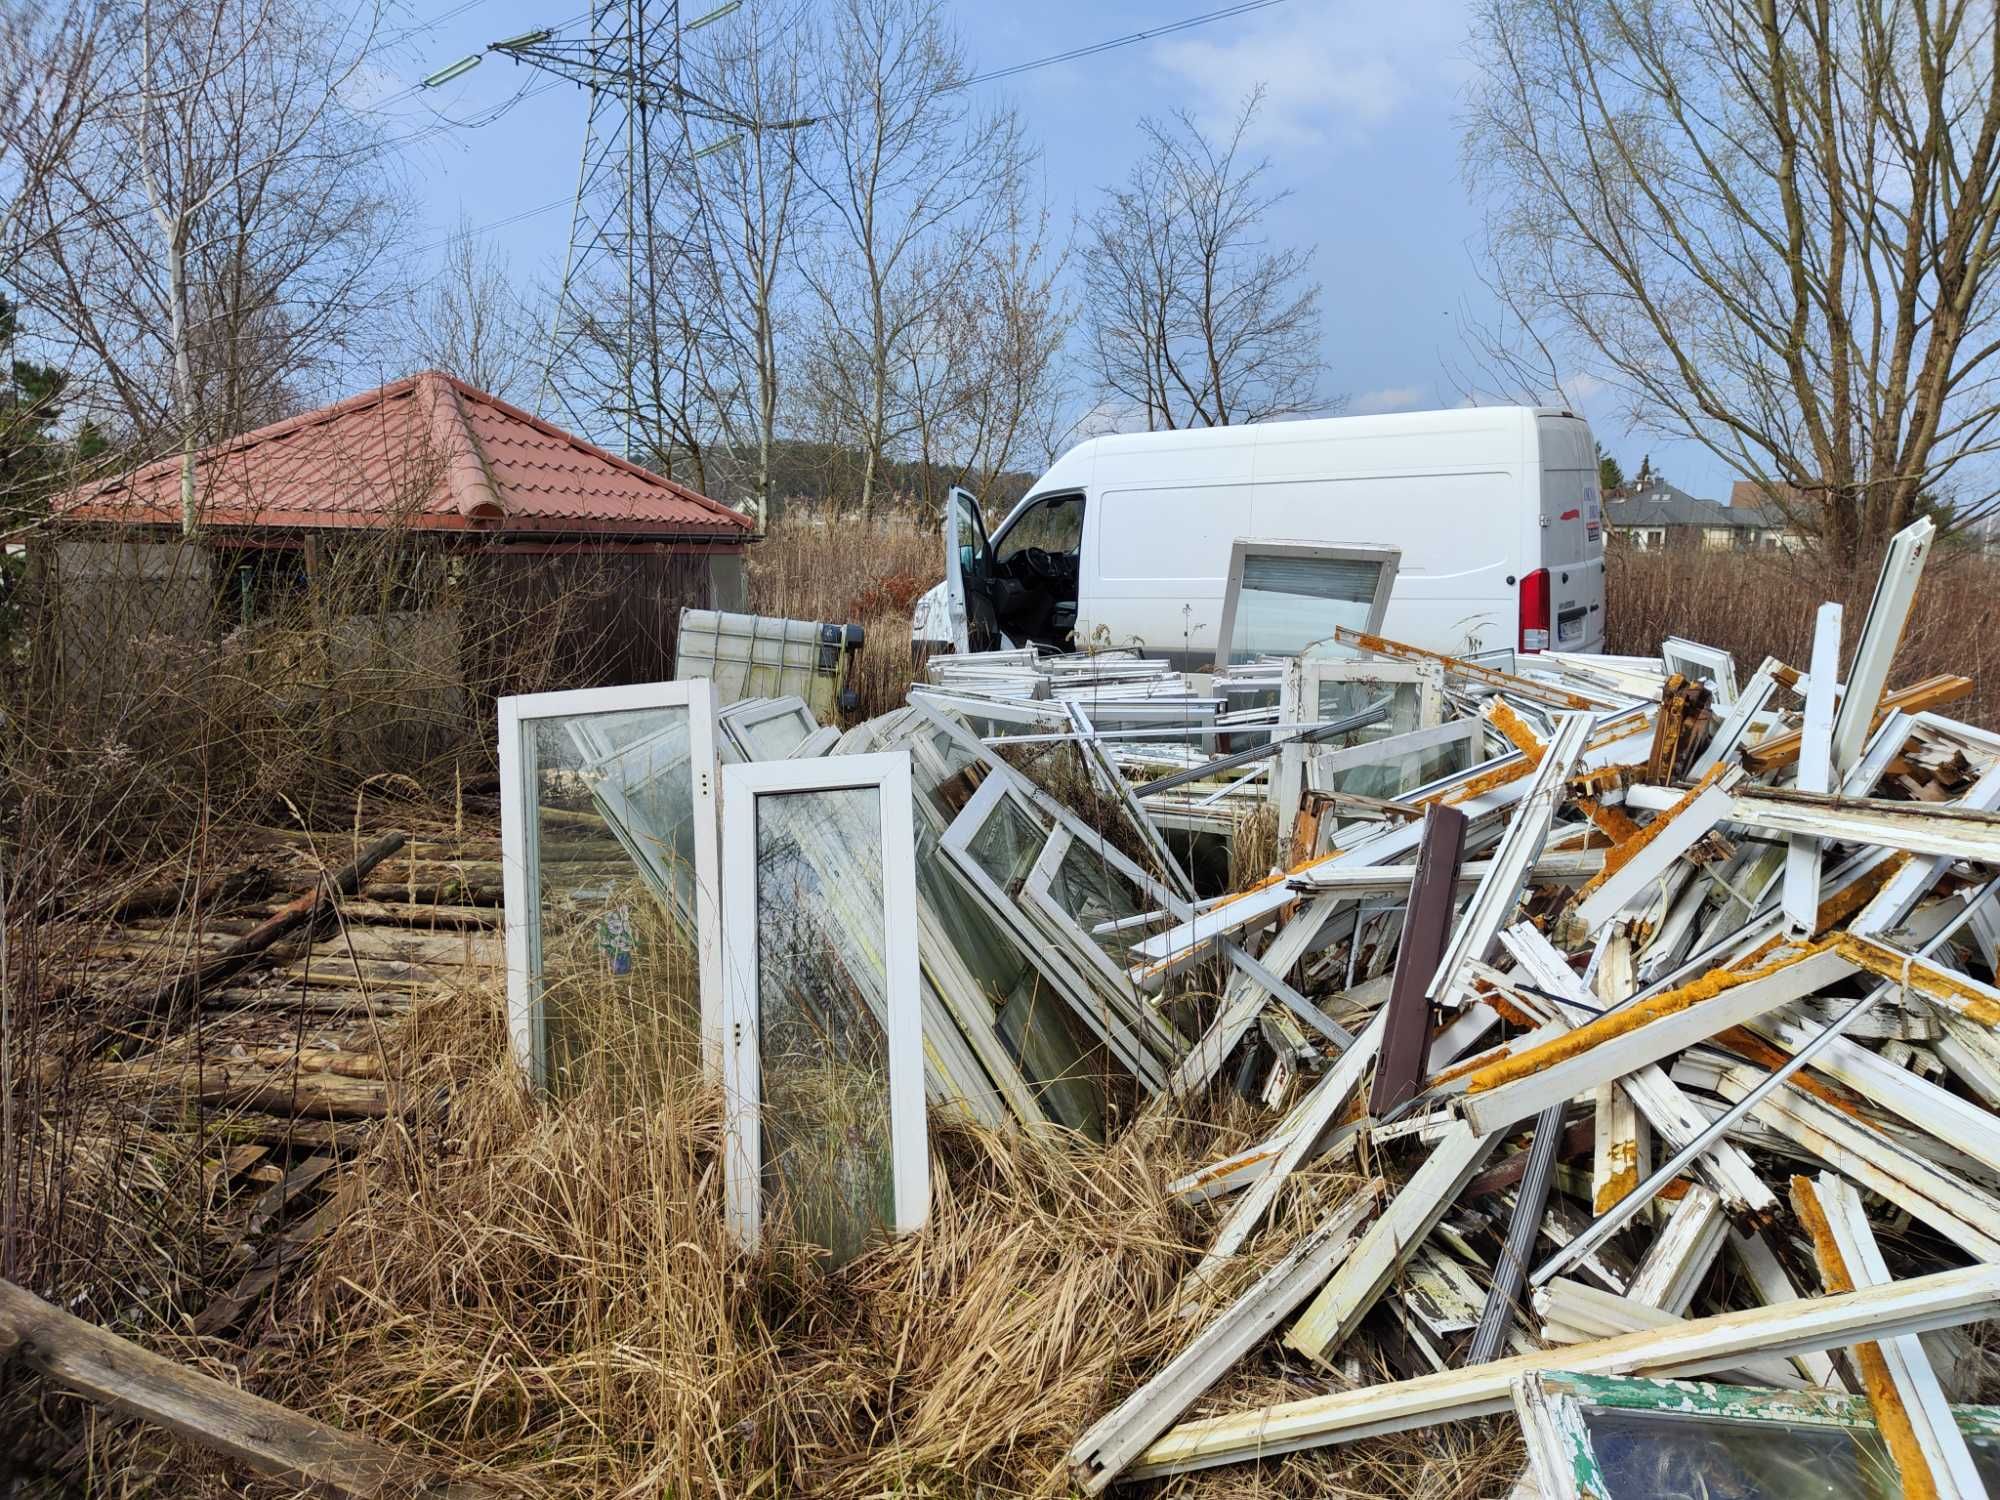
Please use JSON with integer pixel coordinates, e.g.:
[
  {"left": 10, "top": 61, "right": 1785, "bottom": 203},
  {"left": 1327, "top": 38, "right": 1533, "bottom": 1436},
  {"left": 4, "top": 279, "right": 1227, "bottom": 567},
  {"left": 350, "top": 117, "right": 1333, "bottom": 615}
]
[{"left": 1066, "top": 404, "right": 1576, "bottom": 465}]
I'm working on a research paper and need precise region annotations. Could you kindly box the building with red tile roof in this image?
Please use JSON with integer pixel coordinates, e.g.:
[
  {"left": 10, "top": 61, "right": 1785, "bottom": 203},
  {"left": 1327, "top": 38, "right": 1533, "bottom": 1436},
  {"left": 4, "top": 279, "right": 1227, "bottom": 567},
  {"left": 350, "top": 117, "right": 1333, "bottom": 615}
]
[
  {"left": 43, "top": 373, "right": 756, "bottom": 698},
  {"left": 59, "top": 370, "right": 754, "bottom": 542}
]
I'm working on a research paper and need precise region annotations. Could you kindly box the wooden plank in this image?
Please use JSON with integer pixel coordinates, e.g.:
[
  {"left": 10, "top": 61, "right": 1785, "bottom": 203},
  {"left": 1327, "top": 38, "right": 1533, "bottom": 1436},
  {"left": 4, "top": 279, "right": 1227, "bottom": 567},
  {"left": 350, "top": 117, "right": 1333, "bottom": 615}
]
[
  {"left": 0, "top": 1279, "right": 480, "bottom": 1496},
  {"left": 105, "top": 833, "right": 407, "bottom": 1050}
]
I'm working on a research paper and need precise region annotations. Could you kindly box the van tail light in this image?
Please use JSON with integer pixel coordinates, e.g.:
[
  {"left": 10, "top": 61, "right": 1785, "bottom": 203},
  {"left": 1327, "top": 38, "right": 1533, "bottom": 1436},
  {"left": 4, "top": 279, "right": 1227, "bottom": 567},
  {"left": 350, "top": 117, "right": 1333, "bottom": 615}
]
[{"left": 1519, "top": 568, "right": 1551, "bottom": 653}]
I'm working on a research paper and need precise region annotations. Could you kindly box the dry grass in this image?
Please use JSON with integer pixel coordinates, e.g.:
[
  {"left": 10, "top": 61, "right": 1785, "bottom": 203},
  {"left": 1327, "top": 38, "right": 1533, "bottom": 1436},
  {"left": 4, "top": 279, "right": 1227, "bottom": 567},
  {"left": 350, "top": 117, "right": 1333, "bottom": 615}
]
[
  {"left": 747, "top": 511, "right": 938, "bottom": 723},
  {"left": 47, "top": 971, "right": 1517, "bottom": 1500},
  {"left": 1607, "top": 541, "right": 2000, "bottom": 727}
]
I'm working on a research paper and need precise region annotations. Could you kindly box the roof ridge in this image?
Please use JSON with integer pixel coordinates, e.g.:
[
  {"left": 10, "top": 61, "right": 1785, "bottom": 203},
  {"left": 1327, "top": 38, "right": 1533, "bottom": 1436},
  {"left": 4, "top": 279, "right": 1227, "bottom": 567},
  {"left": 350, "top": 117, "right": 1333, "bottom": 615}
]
[
  {"left": 441, "top": 374, "right": 751, "bottom": 531},
  {"left": 421, "top": 373, "right": 506, "bottom": 520}
]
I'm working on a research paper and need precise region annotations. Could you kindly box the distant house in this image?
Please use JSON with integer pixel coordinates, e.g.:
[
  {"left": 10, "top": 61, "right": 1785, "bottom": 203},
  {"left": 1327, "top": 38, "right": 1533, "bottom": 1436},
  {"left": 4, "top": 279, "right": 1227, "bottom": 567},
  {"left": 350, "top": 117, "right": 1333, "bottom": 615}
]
[
  {"left": 1604, "top": 479, "right": 1799, "bottom": 551},
  {"left": 39, "top": 370, "right": 756, "bottom": 723}
]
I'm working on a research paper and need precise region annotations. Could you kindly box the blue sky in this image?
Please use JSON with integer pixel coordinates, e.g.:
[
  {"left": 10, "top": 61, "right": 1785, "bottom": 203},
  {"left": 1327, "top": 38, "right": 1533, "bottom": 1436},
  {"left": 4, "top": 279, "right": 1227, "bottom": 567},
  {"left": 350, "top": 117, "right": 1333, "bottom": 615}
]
[{"left": 365, "top": 0, "right": 1725, "bottom": 496}]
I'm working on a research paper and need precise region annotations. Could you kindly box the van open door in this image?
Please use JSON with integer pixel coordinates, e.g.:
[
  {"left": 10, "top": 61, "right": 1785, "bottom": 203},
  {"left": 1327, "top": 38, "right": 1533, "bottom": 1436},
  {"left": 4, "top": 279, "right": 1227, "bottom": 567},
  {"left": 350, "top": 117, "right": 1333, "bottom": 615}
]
[{"left": 942, "top": 487, "right": 1002, "bottom": 653}]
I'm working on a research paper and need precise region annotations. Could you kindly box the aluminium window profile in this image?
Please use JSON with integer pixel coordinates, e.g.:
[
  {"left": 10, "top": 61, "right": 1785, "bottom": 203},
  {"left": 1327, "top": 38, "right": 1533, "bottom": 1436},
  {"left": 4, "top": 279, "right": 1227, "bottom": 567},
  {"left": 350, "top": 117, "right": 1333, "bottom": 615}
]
[
  {"left": 718, "top": 751, "right": 926, "bottom": 1260},
  {"left": 498, "top": 679, "right": 724, "bottom": 1085}
]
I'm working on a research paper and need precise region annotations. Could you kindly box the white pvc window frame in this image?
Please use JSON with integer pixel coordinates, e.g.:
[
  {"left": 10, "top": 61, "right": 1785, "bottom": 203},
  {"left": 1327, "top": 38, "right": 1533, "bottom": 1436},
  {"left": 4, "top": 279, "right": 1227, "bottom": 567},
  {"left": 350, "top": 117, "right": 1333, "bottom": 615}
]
[
  {"left": 1276, "top": 656, "right": 1445, "bottom": 839},
  {"left": 1210, "top": 538, "right": 1401, "bottom": 671},
  {"left": 1662, "top": 637, "right": 1741, "bottom": 708},
  {"left": 719, "top": 751, "right": 927, "bottom": 1255},
  {"left": 498, "top": 679, "right": 722, "bottom": 1087},
  {"left": 717, "top": 693, "right": 820, "bottom": 763}
]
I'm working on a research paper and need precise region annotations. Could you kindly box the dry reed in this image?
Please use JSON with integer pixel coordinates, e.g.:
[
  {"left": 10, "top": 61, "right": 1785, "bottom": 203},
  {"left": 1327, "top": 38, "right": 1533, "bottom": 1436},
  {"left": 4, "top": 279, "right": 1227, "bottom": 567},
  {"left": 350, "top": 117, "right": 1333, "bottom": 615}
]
[
  {"left": 139, "top": 969, "right": 1518, "bottom": 1500},
  {"left": 1606, "top": 541, "right": 2000, "bottom": 727}
]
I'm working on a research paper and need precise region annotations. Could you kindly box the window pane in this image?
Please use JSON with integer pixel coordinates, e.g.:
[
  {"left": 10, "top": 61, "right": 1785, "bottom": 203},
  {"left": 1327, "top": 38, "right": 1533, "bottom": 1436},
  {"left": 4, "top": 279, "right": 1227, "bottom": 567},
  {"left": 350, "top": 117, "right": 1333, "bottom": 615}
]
[
  {"left": 740, "top": 709, "right": 813, "bottom": 761},
  {"left": 916, "top": 816, "right": 1106, "bottom": 1139},
  {"left": 528, "top": 706, "right": 699, "bottom": 1091},
  {"left": 995, "top": 495, "right": 1085, "bottom": 561},
  {"left": 1050, "top": 840, "right": 1149, "bottom": 967},
  {"left": 755, "top": 786, "right": 894, "bottom": 1267},
  {"left": 1229, "top": 554, "right": 1387, "bottom": 662},
  {"left": 1580, "top": 1406, "right": 1906, "bottom": 1499},
  {"left": 963, "top": 794, "right": 1047, "bottom": 897}
]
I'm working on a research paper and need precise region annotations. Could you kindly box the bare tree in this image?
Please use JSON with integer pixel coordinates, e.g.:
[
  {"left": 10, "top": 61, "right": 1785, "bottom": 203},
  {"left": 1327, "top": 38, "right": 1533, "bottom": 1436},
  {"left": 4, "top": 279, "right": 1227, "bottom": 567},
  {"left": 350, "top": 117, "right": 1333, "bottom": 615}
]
[
  {"left": 665, "top": 0, "right": 816, "bottom": 512},
  {"left": 404, "top": 218, "right": 538, "bottom": 406},
  {"left": 800, "top": 0, "right": 1025, "bottom": 517},
  {"left": 4, "top": 0, "right": 405, "bottom": 534},
  {"left": 1082, "top": 89, "right": 1329, "bottom": 431},
  {"left": 0, "top": 0, "right": 113, "bottom": 260},
  {"left": 1467, "top": 0, "right": 2000, "bottom": 558},
  {"left": 904, "top": 196, "right": 1076, "bottom": 512}
]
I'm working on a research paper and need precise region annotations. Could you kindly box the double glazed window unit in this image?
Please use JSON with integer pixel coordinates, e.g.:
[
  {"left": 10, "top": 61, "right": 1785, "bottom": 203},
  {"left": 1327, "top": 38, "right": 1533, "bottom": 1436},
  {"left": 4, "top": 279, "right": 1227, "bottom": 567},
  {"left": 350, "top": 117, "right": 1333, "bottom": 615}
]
[
  {"left": 717, "top": 694, "right": 822, "bottom": 763},
  {"left": 1275, "top": 657, "right": 1453, "bottom": 841},
  {"left": 719, "top": 754, "right": 926, "bottom": 1264},
  {"left": 937, "top": 770, "right": 1186, "bottom": 1093},
  {"left": 1515, "top": 1372, "right": 2000, "bottom": 1499},
  {"left": 1212, "top": 539, "right": 1401, "bottom": 669},
  {"left": 498, "top": 681, "right": 723, "bottom": 1088}
]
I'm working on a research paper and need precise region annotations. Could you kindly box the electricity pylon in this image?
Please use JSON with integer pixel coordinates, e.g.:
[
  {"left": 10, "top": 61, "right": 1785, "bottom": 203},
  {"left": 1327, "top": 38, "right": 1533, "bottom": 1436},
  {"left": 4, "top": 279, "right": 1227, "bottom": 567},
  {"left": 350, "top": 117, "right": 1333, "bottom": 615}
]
[{"left": 482, "top": 0, "right": 783, "bottom": 460}]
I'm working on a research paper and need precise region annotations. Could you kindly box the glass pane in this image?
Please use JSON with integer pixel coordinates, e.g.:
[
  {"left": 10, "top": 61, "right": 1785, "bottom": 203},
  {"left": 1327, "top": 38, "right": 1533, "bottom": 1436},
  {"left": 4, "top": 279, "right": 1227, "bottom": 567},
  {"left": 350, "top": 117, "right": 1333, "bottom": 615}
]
[
  {"left": 1050, "top": 840, "right": 1149, "bottom": 967},
  {"left": 951, "top": 493, "right": 989, "bottom": 571},
  {"left": 1318, "top": 732, "right": 1477, "bottom": 803},
  {"left": 1228, "top": 553, "right": 1386, "bottom": 662},
  {"left": 1315, "top": 678, "right": 1424, "bottom": 735},
  {"left": 527, "top": 706, "right": 700, "bottom": 1092},
  {"left": 740, "top": 709, "right": 812, "bottom": 761},
  {"left": 915, "top": 814, "right": 1107, "bottom": 1138},
  {"left": 1582, "top": 1407, "right": 1908, "bottom": 1499},
  {"left": 755, "top": 786, "right": 894, "bottom": 1267},
  {"left": 963, "top": 793, "right": 1048, "bottom": 897}
]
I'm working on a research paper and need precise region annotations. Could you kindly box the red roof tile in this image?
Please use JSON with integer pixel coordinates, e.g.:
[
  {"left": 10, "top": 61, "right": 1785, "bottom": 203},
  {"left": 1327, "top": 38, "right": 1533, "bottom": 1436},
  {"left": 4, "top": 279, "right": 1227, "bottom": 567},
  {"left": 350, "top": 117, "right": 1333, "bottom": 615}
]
[{"left": 59, "top": 371, "right": 753, "bottom": 540}]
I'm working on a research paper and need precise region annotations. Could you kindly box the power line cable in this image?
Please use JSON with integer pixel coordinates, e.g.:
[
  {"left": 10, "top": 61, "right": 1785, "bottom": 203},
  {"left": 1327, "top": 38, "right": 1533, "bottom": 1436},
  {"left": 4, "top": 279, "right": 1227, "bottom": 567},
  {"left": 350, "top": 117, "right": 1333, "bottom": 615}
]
[{"left": 407, "top": 0, "right": 1298, "bottom": 257}]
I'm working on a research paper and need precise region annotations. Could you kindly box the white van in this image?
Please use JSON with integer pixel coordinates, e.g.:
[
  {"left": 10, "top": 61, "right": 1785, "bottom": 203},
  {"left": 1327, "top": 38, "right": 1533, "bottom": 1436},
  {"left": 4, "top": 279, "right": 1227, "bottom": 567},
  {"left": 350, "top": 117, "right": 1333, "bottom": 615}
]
[{"left": 913, "top": 405, "right": 1606, "bottom": 663}]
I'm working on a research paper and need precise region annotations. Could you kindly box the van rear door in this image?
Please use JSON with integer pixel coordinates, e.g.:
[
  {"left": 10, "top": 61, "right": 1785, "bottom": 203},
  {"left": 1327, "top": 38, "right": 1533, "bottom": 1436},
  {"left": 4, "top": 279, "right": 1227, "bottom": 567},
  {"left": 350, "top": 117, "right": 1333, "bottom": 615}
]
[{"left": 1534, "top": 416, "right": 1606, "bottom": 653}]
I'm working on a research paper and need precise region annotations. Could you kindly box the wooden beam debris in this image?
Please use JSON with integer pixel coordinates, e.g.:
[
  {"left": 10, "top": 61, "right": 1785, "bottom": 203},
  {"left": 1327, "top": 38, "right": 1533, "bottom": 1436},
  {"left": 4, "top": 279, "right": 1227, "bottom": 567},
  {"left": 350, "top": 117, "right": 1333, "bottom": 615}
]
[{"left": 0, "top": 1279, "right": 484, "bottom": 1497}]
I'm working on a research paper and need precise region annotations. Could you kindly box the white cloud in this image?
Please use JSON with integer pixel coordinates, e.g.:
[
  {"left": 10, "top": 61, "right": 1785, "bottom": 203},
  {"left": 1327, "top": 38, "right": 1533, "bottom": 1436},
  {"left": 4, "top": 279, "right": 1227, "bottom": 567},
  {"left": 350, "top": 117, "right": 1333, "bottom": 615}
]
[
  {"left": 1149, "top": 0, "right": 1473, "bottom": 150},
  {"left": 1350, "top": 384, "right": 1428, "bottom": 415}
]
